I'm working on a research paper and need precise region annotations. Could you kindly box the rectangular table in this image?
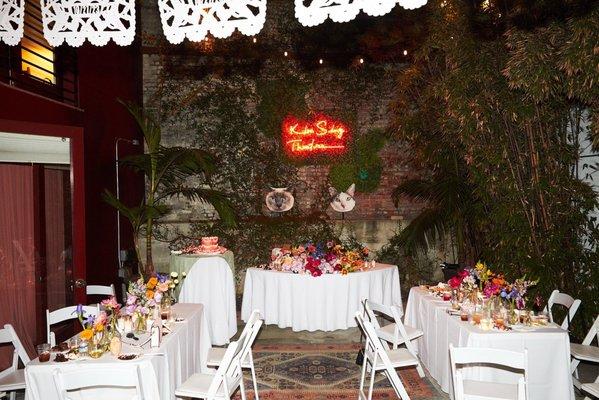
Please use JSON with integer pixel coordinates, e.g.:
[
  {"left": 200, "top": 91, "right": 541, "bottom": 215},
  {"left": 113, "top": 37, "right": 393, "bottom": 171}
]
[
  {"left": 25, "top": 303, "right": 211, "bottom": 400},
  {"left": 404, "top": 287, "right": 575, "bottom": 400},
  {"left": 241, "top": 263, "right": 401, "bottom": 332}
]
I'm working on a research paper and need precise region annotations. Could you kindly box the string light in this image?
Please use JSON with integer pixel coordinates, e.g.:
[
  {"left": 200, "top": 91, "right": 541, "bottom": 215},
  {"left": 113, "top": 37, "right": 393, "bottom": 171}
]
[
  {"left": 284, "top": 51, "right": 288, "bottom": 57},
  {"left": 359, "top": 58, "right": 364, "bottom": 64},
  {"left": 252, "top": 37, "right": 257, "bottom": 43},
  {"left": 319, "top": 58, "right": 324, "bottom": 65},
  {"left": 403, "top": 49, "right": 408, "bottom": 56}
]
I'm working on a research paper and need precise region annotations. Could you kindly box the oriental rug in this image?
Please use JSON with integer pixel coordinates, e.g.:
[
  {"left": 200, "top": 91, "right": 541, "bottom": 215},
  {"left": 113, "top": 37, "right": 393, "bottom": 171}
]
[{"left": 233, "top": 342, "right": 445, "bottom": 400}]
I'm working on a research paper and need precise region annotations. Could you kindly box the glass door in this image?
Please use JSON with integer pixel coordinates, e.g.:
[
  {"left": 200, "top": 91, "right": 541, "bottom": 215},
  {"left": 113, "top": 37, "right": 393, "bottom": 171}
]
[{"left": 0, "top": 131, "right": 79, "bottom": 363}]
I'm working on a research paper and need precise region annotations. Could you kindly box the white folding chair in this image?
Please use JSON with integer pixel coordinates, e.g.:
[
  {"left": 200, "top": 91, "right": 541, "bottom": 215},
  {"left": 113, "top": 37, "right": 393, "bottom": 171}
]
[
  {"left": 86, "top": 284, "right": 116, "bottom": 297},
  {"left": 46, "top": 305, "right": 99, "bottom": 346},
  {"left": 176, "top": 339, "right": 246, "bottom": 400},
  {"left": 571, "top": 315, "right": 599, "bottom": 391},
  {"left": 0, "top": 324, "right": 30, "bottom": 400},
  {"left": 544, "top": 289, "right": 581, "bottom": 330},
  {"left": 449, "top": 344, "right": 528, "bottom": 400},
  {"left": 582, "top": 382, "right": 599, "bottom": 399},
  {"left": 207, "top": 309, "right": 263, "bottom": 400},
  {"left": 53, "top": 365, "right": 144, "bottom": 399},
  {"left": 363, "top": 299, "right": 424, "bottom": 350},
  {"left": 355, "top": 312, "right": 420, "bottom": 400}
]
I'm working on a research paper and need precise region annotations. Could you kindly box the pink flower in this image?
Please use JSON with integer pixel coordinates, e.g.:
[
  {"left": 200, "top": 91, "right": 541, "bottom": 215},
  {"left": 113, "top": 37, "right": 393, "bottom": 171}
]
[
  {"left": 101, "top": 296, "right": 119, "bottom": 309},
  {"left": 448, "top": 276, "right": 462, "bottom": 289},
  {"left": 96, "top": 311, "right": 108, "bottom": 325}
]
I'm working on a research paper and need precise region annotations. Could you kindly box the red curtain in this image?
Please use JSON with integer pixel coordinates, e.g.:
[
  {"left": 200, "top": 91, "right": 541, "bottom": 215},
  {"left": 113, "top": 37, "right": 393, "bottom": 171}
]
[{"left": 0, "top": 164, "right": 37, "bottom": 366}]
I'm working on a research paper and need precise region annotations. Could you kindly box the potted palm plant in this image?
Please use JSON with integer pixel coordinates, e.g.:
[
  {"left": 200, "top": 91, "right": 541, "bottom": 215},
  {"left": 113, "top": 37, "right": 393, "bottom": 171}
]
[{"left": 104, "top": 102, "right": 236, "bottom": 277}]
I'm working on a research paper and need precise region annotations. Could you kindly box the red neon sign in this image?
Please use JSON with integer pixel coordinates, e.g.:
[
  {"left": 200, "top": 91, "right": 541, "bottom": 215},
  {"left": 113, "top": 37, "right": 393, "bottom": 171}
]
[{"left": 282, "top": 115, "right": 350, "bottom": 157}]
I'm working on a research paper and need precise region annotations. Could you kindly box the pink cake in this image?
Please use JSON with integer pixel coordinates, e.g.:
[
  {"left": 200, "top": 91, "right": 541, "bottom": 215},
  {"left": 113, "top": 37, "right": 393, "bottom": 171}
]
[{"left": 200, "top": 236, "right": 220, "bottom": 251}]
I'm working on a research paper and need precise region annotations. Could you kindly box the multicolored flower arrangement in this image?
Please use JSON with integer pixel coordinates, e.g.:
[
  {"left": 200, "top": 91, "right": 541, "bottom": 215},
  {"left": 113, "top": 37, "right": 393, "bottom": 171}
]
[
  {"left": 447, "top": 261, "right": 538, "bottom": 309},
  {"left": 264, "top": 241, "right": 373, "bottom": 277},
  {"left": 74, "top": 304, "right": 108, "bottom": 341},
  {"left": 124, "top": 274, "right": 174, "bottom": 316}
]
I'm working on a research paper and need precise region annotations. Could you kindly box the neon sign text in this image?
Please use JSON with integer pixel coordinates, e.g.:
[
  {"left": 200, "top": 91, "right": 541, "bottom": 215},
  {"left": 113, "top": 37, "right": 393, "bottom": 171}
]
[{"left": 282, "top": 115, "right": 349, "bottom": 157}]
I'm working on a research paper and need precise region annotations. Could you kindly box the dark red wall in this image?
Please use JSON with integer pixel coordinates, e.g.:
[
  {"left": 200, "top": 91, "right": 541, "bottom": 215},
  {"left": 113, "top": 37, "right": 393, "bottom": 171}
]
[
  {"left": 0, "top": 42, "right": 143, "bottom": 292},
  {"left": 76, "top": 43, "right": 143, "bottom": 288}
]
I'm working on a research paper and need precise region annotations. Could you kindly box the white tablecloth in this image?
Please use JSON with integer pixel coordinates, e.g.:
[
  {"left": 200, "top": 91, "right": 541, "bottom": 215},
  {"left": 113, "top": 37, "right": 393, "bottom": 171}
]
[
  {"left": 25, "top": 303, "right": 211, "bottom": 400},
  {"left": 241, "top": 263, "right": 401, "bottom": 332},
  {"left": 404, "top": 287, "right": 574, "bottom": 400},
  {"left": 178, "top": 257, "right": 237, "bottom": 345}
]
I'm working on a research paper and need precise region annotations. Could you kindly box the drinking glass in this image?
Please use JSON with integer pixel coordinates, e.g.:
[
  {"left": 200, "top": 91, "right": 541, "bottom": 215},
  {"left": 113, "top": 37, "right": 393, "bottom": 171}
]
[{"left": 36, "top": 343, "right": 51, "bottom": 362}]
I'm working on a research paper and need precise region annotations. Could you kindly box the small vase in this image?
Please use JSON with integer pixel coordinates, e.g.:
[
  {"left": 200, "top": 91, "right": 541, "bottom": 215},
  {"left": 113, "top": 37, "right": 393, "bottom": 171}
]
[
  {"left": 508, "top": 302, "right": 519, "bottom": 325},
  {"left": 135, "top": 314, "right": 148, "bottom": 333}
]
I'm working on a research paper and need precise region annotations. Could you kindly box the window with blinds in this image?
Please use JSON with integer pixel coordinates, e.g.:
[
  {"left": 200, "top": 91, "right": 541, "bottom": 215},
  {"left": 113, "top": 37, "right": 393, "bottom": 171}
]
[
  {"left": 0, "top": 1, "right": 77, "bottom": 105},
  {"left": 21, "top": 0, "right": 56, "bottom": 84}
]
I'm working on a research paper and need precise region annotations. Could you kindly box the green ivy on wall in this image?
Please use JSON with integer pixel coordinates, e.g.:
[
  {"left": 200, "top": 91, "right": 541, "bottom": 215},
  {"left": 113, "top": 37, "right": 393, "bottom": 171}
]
[
  {"left": 256, "top": 72, "right": 309, "bottom": 139},
  {"left": 330, "top": 128, "right": 387, "bottom": 193}
]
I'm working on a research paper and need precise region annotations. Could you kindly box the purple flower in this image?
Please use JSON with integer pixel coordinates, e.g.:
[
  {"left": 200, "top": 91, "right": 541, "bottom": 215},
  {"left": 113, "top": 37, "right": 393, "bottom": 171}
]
[
  {"left": 125, "top": 305, "right": 136, "bottom": 315},
  {"left": 126, "top": 295, "right": 137, "bottom": 305}
]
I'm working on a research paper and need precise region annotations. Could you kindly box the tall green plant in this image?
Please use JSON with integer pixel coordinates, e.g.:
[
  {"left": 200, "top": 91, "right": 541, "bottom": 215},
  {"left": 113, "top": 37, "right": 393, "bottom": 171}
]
[
  {"left": 391, "top": 1, "right": 599, "bottom": 336},
  {"left": 104, "top": 102, "right": 236, "bottom": 276}
]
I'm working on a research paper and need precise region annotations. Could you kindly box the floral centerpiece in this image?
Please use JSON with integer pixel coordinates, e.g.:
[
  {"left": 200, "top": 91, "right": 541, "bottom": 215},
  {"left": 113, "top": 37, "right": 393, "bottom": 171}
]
[
  {"left": 446, "top": 261, "right": 538, "bottom": 310},
  {"left": 124, "top": 275, "right": 173, "bottom": 331},
  {"left": 262, "top": 241, "right": 373, "bottom": 277},
  {"left": 75, "top": 304, "right": 107, "bottom": 342}
]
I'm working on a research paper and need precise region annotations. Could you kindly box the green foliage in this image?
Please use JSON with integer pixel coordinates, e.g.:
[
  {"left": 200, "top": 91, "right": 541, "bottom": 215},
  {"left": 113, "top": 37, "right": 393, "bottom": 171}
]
[
  {"left": 391, "top": 1, "right": 599, "bottom": 338},
  {"left": 330, "top": 128, "right": 387, "bottom": 193},
  {"left": 104, "top": 102, "right": 236, "bottom": 276},
  {"left": 256, "top": 73, "right": 309, "bottom": 138}
]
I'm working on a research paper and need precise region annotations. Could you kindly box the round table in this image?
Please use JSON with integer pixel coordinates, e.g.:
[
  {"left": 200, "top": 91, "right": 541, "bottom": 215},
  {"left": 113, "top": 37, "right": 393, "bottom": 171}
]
[
  {"left": 159, "top": 251, "right": 235, "bottom": 298},
  {"left": 241, "top": 263, "right": 401, "bottom": 332},
  {"left": 178, "top": 257, "right": 237, "bottom": 346}
]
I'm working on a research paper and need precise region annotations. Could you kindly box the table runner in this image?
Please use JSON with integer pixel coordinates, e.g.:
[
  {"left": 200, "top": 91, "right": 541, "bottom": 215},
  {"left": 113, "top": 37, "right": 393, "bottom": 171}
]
[
  {"left": 241, "top": 263, "right": 401, "bottom": 332},
  {"left": 25, "top": 303, "right": 211, "bottom": 400},
  {"left": 404, "top": 287, "right": 574, "bottom": 400}
]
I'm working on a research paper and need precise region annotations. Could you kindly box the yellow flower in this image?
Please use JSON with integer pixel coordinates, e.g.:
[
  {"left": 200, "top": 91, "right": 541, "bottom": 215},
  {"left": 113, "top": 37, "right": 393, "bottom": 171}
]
[
  {"left": 79, "top": 329, "right": 93, "bottom": 341},
  {"left": 94, "top": 323, "right": 104, "bottom": 332},
  {"left": 146, "top": 290, "right": 155, "bottom": 299},
  {"left": 147, "top": 277, "right": 158, "bottom": 290}
]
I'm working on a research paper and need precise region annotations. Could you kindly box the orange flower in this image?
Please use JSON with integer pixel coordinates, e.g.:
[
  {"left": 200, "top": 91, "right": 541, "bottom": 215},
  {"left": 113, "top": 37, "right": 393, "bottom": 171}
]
[
  {"left": 147, "top": 277, "right": 158, "bottom": 290},
  {"left": 94, "top": 323, "right": 104, "bottom": 332},
  {"left": 146, "top": 290, "right": 155, "bottom": 299},
  {"left": 492, "top": 275, "right": 505, "bottom": 286},
  {"left": 79, "top": 329, "right": 93, "bottom": 341}
]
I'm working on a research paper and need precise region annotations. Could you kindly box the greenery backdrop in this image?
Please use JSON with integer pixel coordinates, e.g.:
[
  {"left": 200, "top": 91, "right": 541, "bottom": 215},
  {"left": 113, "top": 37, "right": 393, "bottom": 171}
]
[{"left": 389, "top": 0, "right": 599, "bottom": 337}]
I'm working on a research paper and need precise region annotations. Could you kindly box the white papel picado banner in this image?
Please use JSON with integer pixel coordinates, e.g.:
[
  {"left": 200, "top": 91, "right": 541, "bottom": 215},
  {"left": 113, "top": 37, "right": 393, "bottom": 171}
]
[
  {"left": 0, "top": 0, "right": 24, "bottom": 45},
  {"left": 158, "top": 0, "right": 267, "bottom": 44},
  {"left": 41, "top": 0, "right": 136, "bottom": 47}
]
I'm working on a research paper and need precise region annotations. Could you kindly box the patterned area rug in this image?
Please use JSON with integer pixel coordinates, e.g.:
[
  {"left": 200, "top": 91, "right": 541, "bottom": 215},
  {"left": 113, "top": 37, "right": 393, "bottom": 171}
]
[{"left": 233, "top": 343, "right": 445, "bottom": 400}]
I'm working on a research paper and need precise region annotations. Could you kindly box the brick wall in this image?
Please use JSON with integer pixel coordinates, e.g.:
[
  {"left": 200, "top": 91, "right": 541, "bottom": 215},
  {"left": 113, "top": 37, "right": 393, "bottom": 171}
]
[{"left": 139, "top": 0, "right": 426, "bottom": 261}]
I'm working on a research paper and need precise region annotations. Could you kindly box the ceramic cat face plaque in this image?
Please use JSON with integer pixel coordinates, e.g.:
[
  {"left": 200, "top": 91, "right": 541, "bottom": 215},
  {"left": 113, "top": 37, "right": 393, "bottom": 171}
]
[
  {"left": 158, "top": 0, "right": 267, "bottom": 44},
  {"left": 265, "top": 187, "right": 295, "bottom": 213},
  {"left": 329, "top": 183, "right": 356, "bottom": 213},
  {"left": 41, "top": 0, "right": 136, "bottom": 46},
  {"left": 0, "top": 0, "right": 24, "bottom": 45}
]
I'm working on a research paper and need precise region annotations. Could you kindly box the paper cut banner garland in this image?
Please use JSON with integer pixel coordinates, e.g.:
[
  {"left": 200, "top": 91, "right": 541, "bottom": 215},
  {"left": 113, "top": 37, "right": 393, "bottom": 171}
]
[
  {"left": 294, "top": 0, "right": 427, "bottom": 27},
  {"left": 0, "top": 0, "right": 24, "bottom": 45},
  {"left": 158, "top": 0, "right": 267, "bottom": 44},
  {"left": 41, "top": 0, "right": 136, "bottom": 46}
]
